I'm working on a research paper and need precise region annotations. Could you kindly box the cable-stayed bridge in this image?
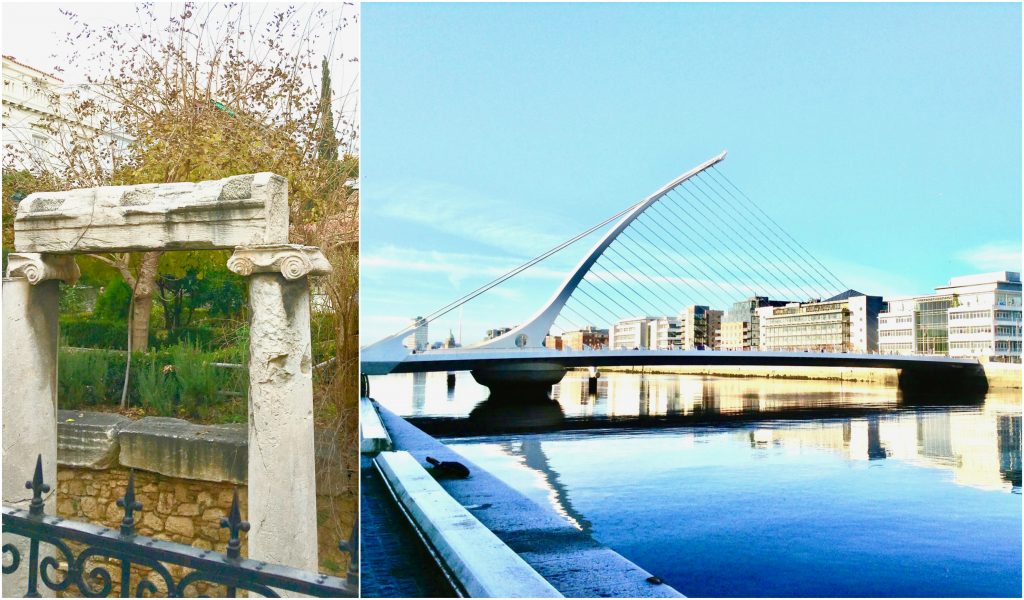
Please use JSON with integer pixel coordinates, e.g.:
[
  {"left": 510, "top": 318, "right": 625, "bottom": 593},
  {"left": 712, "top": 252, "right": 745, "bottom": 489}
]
[{"left": 363, "top": 152, "right": 987, "bottom": 394}]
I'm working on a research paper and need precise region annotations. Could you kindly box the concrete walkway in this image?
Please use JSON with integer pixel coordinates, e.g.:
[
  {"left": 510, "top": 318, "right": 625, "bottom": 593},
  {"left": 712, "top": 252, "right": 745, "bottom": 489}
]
[
  {"left": 373, "top": 401, "right": 685, "bottom": 598},
  {"left": 359, "top": 455, "right": 456, "bottom": 598}
]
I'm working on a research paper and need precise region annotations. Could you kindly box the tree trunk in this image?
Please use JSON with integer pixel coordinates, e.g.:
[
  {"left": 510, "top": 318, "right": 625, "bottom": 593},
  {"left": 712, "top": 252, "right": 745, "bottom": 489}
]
[{"left": 130, "top": 251, "right": 162, "bottom": 352}]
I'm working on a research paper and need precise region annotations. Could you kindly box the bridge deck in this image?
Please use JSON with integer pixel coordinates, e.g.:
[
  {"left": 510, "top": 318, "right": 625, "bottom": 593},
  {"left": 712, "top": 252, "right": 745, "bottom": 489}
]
[{"left": 363, "top": 348, "right": 981, "bottom": 375}]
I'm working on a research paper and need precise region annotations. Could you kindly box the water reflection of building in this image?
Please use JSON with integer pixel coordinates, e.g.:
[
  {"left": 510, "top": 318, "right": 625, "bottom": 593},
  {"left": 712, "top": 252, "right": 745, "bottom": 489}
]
[{"left": 748, "top": 401, "right": 1022, "bottom": 492}]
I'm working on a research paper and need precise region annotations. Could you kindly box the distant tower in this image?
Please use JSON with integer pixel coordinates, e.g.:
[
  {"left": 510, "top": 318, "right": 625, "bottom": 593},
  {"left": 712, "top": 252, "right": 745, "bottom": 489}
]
[
  {"left": 403, "top": 316, "right": 428, "bottom": 351},
  {"left": 443, "top": 329, "right": 460, "bottom": 349}
]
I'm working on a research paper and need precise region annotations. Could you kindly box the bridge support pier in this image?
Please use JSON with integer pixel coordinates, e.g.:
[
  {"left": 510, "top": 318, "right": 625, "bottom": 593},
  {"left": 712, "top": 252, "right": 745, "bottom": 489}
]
[
  {"left": 897, "top": 363, "right": 988, "bottom": 401},
  {"left": 471, "top": 362, "right": 567, "bottom": 399}
]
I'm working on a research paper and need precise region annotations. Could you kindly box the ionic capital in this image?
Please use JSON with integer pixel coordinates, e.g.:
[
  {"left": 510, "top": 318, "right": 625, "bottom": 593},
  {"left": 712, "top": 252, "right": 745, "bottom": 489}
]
[
  {"left": 227, "top": 244, "right": 332, "bottom": 280},
  {"left": 5, "top": 253, "right": 80, "bottom": 285}
]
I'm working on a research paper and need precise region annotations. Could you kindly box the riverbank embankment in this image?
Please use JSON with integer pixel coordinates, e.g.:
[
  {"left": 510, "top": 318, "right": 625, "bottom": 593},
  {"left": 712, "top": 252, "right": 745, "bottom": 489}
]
[{"left": 590, "top": 362, "right": 1021, "bottom": 390}]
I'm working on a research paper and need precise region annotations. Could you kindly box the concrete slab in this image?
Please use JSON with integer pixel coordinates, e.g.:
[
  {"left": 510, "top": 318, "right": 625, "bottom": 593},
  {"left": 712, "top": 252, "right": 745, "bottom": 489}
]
[
  {"left": 118, "top": 417, "right": 246, "bottom": 484},
  {"left": 57, "top": 410, "right": 130, "bottom": 469},
  {"left": 375, "top": 450, "right": 562, "bottom": 598},
  {"left": 375, "top": 404, "right": 685, "bottom": 598},
  {"left": 361, "top": 397, "right": 392, "bottom": 455}
]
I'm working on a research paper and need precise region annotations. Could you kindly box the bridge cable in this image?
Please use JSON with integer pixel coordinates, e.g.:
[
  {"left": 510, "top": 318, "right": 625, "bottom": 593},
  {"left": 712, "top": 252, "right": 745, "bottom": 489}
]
[
  {"left": 628, "top": 216, "right": 741, "bottom": 308},
  {"left": 588, "top": 263, "right": 669, "bottom": 316},
  {"left": 563, "top": 296, "right": 615, "bottom": 332},
  {"left": 668, "top": 187, "right": 817, "bottom": 300},
  {"left": 694, "top": 172, "right": 835, "bottom": 297},
  {"left": 390, "top": 197, "right": 648, "bottom": 335},
  {"left": 610, "top": 235, "right": 706, "bottom": 308},
  {"left": 689, "top": 176, "right": 829, "bottom": 299},
  {"left": 656, "top": 191, "right": 799, "bottom": 302},
  {"left": 632, "top": 213, "right": 746, "bottom": 307},
  {"left": 576, "top": 279, "right": 633, "bottom": 325},
  {"left": 599, "top": 249, "right": 683, "bottom": 315},
  {"left": 708, "top": 167, "right": 848, "bottom": 292},
  {"left": 614, "top": 226, "right": 737, "bottom": 305},
  {"left": 638, "top": 197, "right": 764, "bottom": 300}
]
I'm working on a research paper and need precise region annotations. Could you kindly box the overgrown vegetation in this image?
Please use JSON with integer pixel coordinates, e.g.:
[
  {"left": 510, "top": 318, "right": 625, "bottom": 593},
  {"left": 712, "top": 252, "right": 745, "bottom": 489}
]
[{"left": 58, "top": 345, "right": 248, "bottom": 423}]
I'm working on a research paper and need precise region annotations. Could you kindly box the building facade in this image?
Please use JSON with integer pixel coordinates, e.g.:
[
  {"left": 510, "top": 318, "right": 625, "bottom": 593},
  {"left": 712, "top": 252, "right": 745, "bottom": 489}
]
[
  {"left": 610, "top": 317, "right": 654, "bottom": 349},
  {"left": 878, "top": 272, "right": 1022, "bottom": 362},
  {"left": 647, "top": 316, "right": 682, "bottom": 350},
  {"left": 679, "top": 305, "right": 723, "bottom": 350},
  {"left": 719, "top": 296, "right": 791, "bottom": 351},
  {"left": 562, "top": 326, "right": 609, "bottom": 351},
  {"left": 757, "top": 290, "right": 883, "bottom": 353},
  {"left": 3, "top": 55, "right": 131, "bottom": 173},
  {"left": 403, "top": 316, "right": 428, "bottom": 351}
]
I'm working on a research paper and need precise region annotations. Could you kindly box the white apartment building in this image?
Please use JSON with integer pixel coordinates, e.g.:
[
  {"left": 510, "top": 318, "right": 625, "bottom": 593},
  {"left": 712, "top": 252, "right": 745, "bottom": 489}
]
[
  {"left": 610, "top": 317, "right": 654, "bottom": 349},
  {"left": 3, "top": 55, "right": 131, "bottom": 172},
  {"left": 878, "top": 272, "right": 1021, "bottom": 362},
  {"left": 940, "top": 272, "right": 1022, "bottom": 362},
  {"left": 647, "top": 316, "right": 681, "bottom": 349},
  {"left": 403, "top": 316, "right": 429, "bottom": 351}
]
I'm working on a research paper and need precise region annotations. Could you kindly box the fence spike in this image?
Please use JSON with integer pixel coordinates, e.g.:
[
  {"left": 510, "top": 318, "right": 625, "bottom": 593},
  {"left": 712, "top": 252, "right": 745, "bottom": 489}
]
[
  {"left": 25, "top": 454, "right": 50, "bottom": 517},
  {"left": 116, "top": 469, "right": 143, "bottom": 537},
  {"left": 220, "top": 488, "right": 250, "bottom": 560}
]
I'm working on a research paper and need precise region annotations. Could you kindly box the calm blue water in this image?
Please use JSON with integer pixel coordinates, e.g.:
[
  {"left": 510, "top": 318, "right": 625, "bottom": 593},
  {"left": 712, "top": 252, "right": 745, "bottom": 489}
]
[{"left": 373, "top": 371, "right": 1023, "bottom": 597}]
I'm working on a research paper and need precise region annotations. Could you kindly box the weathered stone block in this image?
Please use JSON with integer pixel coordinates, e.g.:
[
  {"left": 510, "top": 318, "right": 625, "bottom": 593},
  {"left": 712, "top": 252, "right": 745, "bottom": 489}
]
[
  {"left": 118, "top": 418, "right": 246, "bottom": 484},
  {"left": 165, "top": 516, "right": 195, "bottom": 538},
  {"left": 14, "top": 173, "right": 289, "bottom": 253},
  {"left": 57, "top": 410, "right": 130, "bottom": 469}
]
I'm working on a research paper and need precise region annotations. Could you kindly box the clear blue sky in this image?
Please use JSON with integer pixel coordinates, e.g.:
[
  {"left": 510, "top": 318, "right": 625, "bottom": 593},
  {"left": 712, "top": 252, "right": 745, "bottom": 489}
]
[{"left": 361, "top": 2, "right": 1021, "bottom": 345}]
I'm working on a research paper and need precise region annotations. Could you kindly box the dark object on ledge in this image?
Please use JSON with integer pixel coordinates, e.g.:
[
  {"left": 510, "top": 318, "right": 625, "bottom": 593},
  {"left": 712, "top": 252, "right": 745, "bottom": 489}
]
[{"left": 425, "top": 456, "right": 471, "bottom": 479}]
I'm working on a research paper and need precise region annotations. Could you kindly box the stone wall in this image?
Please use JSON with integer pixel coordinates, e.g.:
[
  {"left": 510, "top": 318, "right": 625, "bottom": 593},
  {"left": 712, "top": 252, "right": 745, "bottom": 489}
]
[{"left": 54, "top": 410, "right": 354, "bottom": 583}]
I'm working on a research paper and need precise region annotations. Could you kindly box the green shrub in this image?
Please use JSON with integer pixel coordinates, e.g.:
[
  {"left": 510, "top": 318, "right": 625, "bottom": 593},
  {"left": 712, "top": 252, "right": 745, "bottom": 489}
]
[
  {"left": 58, "top": 350, "right": 110, "bottom": 408},
  {"left": 135, "top": 357, "right": 175, "bottom": 416},
  {"left": 93, "top": 278, "right": 132, "bottom": 321},
  {"left": 171, "top": 343, "right": 223, "bottom": 418},
  {"left": 60, "top": 318, "right": 131, "bottom": 349}
]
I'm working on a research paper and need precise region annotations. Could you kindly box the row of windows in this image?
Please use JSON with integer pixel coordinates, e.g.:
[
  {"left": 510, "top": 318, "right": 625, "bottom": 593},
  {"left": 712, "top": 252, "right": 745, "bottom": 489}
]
[
  {"left": 879, "top": 329, "right": 913, "bottom": 338},
  {"left": 881, "top": 315, "right": 914, "bottom": 325},
  {"left": 996, "top": 341, "right": 1023, "bottom": 352},
  {"left": 950, "top": 341, "right": 992, "bottom": 350},
  {"left": 995, "top": 310, "right": 1022, "bottom": 321},
  {"left": 949, "top": 310, "right": 992, "bottom": 321},
  {"left": 995, "top": 325, "right": 1022, "bottom": 336},
  {"left": 879, "top": 342, "right": 914, "bottom": 350},
  {"left": 948, "top": 326, "right": 992, "bottom": 336}
]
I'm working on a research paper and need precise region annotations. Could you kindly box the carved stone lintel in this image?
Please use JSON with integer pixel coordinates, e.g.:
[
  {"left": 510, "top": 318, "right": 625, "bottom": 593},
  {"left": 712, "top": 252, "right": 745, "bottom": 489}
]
[
  {"left": 5, "top": 253, "right": 80, "bottom": 285},
  {"left": 227, "top": 245, "right": 332, "bottom": 280}
]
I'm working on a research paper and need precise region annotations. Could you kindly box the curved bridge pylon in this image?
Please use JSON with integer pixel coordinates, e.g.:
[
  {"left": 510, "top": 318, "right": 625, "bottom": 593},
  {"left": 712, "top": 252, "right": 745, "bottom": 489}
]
[{"left": 473, "top": 151, "right": 727, "bottom": 350}]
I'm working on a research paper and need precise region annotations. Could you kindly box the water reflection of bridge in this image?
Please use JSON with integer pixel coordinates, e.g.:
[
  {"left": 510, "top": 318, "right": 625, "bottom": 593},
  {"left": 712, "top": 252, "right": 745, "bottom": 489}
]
[{"left": 472, "top": 379, "right": 1021, "bottom": 524}]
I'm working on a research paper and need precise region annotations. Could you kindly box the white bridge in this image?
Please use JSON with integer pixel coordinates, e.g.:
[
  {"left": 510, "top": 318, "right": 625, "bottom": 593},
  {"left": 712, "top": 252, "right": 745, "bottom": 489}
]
[{"left": 362, "top": 153, "right": 988, "bottom": 394}]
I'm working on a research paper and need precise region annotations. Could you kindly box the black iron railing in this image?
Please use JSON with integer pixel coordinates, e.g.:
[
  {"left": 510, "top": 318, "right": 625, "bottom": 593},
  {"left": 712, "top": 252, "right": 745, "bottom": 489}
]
[{"left": 1, "top": 455, "right": 357, "bottom": 597}]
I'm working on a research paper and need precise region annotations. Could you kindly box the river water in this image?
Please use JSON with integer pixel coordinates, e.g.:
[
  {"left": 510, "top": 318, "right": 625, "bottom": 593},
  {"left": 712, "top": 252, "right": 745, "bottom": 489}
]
[{"left": 370, "top": 370, "right": 1022, "bottom": 598}]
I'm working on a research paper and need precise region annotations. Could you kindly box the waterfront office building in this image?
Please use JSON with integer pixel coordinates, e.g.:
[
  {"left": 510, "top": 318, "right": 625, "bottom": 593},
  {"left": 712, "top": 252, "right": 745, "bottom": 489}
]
[
  {"left": 756, "top": 290, "right": 883, "bottom": 352},
  {"left": 610, "top": 317, "right": 654, "bottom": 349},
  {"left": 680, "top": 305, "right": 723, "bottom": 350},
  {"left": 403, "top": 316, "right": 428, "bottom": 351},
  {"left": 561, "top": 326, "right": 609, "bottom": 351},
  {"left": 719, "top": 296, "right": 791, "bottom": 351},
  {"left": 879, "top": 272, "right": 1022, "bottom": 362}
]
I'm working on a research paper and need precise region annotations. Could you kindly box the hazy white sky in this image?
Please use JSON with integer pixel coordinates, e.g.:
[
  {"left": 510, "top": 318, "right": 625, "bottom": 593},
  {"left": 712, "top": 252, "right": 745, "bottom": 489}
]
[{"left": 2, "top": 2, "right": 359, "bottom": 124}]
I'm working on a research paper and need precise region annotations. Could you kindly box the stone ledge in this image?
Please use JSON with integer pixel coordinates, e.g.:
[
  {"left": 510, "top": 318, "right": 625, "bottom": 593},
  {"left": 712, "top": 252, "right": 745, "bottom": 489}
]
[
  {"left": 118, "top": 417, "right": 247, "bottom": 484},
  {"left": 376, "top": 451, "right": 562, "bottom": 598},
  {"left": 57, "top": 410, "right": 131, "bottom": 469}
]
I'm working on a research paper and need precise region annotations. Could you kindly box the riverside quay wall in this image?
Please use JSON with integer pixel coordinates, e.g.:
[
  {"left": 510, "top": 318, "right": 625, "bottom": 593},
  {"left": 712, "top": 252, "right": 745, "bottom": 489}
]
[{"left": 53, "top": 410, "right": 353, "bottom": 579}]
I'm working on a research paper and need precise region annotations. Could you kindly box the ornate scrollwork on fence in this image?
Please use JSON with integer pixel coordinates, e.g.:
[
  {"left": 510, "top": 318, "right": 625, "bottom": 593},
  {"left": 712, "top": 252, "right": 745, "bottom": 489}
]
[{"left": 1, "top": 454, "right": 357, "bottom": 598}]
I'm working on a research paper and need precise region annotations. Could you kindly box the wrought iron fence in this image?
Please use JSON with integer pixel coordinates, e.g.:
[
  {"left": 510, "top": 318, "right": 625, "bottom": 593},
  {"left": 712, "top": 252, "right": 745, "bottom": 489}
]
[{"left": 2, "top": 455, "right": 357, "bottom": 597}]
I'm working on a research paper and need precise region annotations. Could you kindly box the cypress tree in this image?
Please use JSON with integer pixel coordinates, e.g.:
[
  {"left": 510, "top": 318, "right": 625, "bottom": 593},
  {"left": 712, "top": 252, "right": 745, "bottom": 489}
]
[{"left": 317, "top": 56, "right": 338, "bottom": 161}]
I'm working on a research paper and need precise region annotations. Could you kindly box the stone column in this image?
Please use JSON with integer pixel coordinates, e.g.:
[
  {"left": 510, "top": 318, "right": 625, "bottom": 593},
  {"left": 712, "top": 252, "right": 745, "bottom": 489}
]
[
  {"left": 2, "top": 253, "right": 79, "bottom": 597},
  {"left": 227, "top": 245, "right": 331, "bottom": 571}
]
